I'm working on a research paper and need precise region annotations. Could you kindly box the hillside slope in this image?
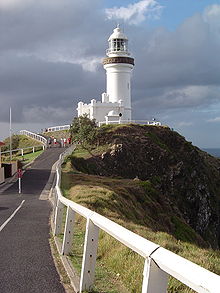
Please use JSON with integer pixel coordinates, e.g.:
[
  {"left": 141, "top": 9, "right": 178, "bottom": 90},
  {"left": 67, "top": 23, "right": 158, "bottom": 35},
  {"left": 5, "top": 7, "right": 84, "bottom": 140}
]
[
  {"left": 70, "top": 124, "right": 220, "bottom": 248},
  {"left": 2, "top": 134, "right": 43, "bottom": 151}
]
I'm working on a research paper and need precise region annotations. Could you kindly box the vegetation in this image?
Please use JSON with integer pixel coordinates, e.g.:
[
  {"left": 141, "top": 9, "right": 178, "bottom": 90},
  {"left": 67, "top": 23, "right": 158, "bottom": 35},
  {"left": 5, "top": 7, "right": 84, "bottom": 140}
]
[
  {"left": 2, "top": 134, "right": 43, "bottom": 152},
  {"left": 1, "top": 135, "right": 44, "bottom": 166},
  {"left": 18, "top": 150, "right": 44, "bottom": 166},
  {"left": 2, "top": 149, "right": 43, "bottom": 166},
  {"left": 43, "top": 129, "right": 70, "bottom": 140},
  {"left": 60, "top": 145, "right": 220, "bottom": 293},
  {"left": 69, "top": 114, "right": 98, "bottom": 153}
]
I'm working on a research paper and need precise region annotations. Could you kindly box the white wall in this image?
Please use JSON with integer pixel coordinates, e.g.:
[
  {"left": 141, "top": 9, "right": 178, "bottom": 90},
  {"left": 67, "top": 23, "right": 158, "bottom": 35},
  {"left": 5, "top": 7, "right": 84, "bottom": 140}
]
[
  {"left": 78, "top": 99, "right": 123, "bottom": 124},
  {"left": 104, "top": 63, "right": 133, "bottom": 120}
]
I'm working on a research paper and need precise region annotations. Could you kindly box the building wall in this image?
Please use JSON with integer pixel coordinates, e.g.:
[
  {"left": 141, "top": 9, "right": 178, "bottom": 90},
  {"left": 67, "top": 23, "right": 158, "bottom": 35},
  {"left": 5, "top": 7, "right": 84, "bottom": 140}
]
[
  {"left": 92, "top": 103, "right": 120, "bottom": 122},
  {"left": 78, "top": 100, "right": 123, "bottom": 123},
  {"left": 11, "top": 161, "right": 18, "bottom": 176},
  {"left": 104, "top": 63, "right": 133, "bottom": 120},
  {"left": 0, "top": 167, "right": 5, "bottom": 184}
]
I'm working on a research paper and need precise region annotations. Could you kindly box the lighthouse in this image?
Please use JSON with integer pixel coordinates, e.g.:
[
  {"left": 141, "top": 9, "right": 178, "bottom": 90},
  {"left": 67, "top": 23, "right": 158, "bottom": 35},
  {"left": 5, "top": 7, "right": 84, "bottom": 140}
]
[
  {"left": 103, "top": 25, "right": 134, "bottom": 121},
  {"left": 77, "top": 26, "right": 134, "bottom": 124}
]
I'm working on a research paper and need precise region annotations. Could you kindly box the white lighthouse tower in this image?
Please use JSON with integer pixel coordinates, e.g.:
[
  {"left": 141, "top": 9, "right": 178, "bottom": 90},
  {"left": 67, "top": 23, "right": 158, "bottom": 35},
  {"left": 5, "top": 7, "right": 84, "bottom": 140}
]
[
  {"left": 103, "top": 25, "right": 134, "bottom": 121},
  {"left": 77, "top": 26, "right": 134, "bottom": 124}
]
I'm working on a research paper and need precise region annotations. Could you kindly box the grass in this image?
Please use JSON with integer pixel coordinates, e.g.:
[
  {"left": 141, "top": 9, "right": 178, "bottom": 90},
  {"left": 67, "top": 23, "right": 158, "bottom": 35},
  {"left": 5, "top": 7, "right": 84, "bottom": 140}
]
[
  {"left": 43, "top": 130, "right": 70, "bottom": 139},
  {"left": 2, "top": 135, "right": 44, "bottom": 151},
  {"left": 145, "top": 131, "right": 171, "bottom": 152},
  {"left": 60, "top": 150, "right": 220, "bottom": 293},
  {"left": 2, "top": 149, "right": 44, "bottom": 166},
  {"left": 19, "top": 149, "right": 44, "bottom": 165}
]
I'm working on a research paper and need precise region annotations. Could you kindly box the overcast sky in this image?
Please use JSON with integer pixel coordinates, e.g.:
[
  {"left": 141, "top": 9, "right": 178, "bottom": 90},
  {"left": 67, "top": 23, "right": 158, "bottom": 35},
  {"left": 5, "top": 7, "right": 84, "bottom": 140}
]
[{"left": 0, "top": 0, "right": 220, "bottom": 148}]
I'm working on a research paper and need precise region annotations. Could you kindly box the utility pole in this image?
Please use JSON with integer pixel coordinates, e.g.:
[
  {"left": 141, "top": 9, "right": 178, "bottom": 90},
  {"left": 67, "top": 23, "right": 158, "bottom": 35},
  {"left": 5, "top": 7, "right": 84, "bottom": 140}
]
[{"left": 9, "top": 107, "right": 12, "bottom": 162}]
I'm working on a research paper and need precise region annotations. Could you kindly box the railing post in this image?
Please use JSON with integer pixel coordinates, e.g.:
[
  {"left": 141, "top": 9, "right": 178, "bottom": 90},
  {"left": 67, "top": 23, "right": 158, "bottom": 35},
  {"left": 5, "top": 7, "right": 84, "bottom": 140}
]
[
  {"left": 33, "top": 147, "right": 35, "bottom": 153},
  {"left": 61, "top": 206, "right": 76, "bottom": 255},
  {"left": 54, "top": 200, "right": 64, "bottom": 236},
  {"left": 80, "top": 218, "right": 99, "bottom": 292},
  {"left": 61, "top": 206, "right": 75, "bottom": 255},
  {"left": 52, "top": 188, "right": 58, "bottom": 223},
  {"left": 142, "top": 258, "right": 168, "bottom": 293}
]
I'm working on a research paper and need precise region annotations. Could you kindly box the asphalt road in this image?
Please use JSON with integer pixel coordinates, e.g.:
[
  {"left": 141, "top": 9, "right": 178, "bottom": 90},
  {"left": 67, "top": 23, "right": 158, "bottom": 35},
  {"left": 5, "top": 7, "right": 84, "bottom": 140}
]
[{"left": 0, "top": 148, "right": 66, "bottom": 293}]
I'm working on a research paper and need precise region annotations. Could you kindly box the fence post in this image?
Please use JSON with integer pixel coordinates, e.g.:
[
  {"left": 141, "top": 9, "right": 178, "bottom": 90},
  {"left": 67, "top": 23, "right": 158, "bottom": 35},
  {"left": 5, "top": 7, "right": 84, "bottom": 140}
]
[
  {"left": 52, "top": 188, "right": 58, "bottom": 223},
  {"left": 61, "top": 206, "right": 75, "bottom": 255},
  {"left": 80, "top": 218, "right": 99, "bottom": 292},
  {"left": 21, "top": 149, "right": 24, "bottom": 156},
  {"left": 32, "top": 147, "right": 35, "bottom": 153},
  {"left": 54, "top": 200, "right": 64, "bottom": 236},
  {"left": 142, "top": 257, "right": 168, "bottom": 293}
]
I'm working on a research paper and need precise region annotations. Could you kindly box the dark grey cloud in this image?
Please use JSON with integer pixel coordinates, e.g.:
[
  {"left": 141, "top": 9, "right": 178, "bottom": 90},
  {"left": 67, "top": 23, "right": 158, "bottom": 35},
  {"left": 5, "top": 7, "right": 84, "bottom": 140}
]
[
  {"left": 1, "top": 0, "right": 220, "bottom": 147},
  {"left": 131, "top": 11, "right": 220, "bottom": 111}
]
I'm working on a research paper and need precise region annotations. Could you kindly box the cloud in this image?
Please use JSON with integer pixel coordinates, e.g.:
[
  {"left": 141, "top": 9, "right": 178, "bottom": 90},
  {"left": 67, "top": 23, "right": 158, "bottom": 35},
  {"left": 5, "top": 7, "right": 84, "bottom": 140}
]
[
  {"left": 1, "top": 0, "right": 220, "bottom": 147},
  {"left": 207, "top": 117, "right": 220, "bottom": 123},
  {"left": 204, "top": 4, "right": 220, "bottom": 29},
  {"left": 177, "top": 121, "right": 193, "bottom": 127},
  {"left": 22, "top": 105, "right": 73, "bottom": 124},
  {"left": 0, "top": 0, "right": 29, "bottom": 10},
  {"left": 105, "top": 0, "right": 163, "bottom": 25},
  {"left": 19, "top": 52, "right": 101, "bottom": 73}
]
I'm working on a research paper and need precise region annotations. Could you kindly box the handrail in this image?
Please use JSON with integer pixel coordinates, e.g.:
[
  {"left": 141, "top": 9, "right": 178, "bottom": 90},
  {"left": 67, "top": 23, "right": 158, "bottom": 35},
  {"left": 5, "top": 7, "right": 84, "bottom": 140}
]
[
  {"left": 20, "top": 130, "right": 47, "bottom": 145},
  {"left": 98, "top": 120, "right": 162, "bottom": 127},
  {"left": 53, "top": 147, "right": 220, "bottom": 293},
  {"left": 1, "top": 145, "right": 45, "bottom": 155},
  {"left": 46, "top": 125, "right": 70, "bottom": 132}
]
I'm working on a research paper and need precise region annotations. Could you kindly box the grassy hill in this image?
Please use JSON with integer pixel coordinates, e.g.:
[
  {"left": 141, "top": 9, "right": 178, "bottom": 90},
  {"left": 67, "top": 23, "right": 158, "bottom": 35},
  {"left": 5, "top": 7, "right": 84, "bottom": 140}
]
[
  {"left": 2, "top": 135, "right": 44, "bottom": 164},
  {"left": 2, "top": 134, "right": 43, "bottom": 152},
  {"left": 60, "top": 124, "right": 220, "bottom": 292},
  {"left": 43, "top": 129, "right": 70, "bottom": 140}
]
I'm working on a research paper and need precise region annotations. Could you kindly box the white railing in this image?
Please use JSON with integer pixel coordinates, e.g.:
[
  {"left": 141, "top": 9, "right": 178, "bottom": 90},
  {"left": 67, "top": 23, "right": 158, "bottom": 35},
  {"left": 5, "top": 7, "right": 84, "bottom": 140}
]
[
  {"left": 98, "top": 120, "right": 162, "bottom": 127},
  {"left": 52, "top": 147, "right": 220, "bottom": 293},
  {"left": 20, "top": 130, "right": 47, "bottom": 145},
  {"left": 46, "top": 125, "right": 70, "bottom": 132},
  {"left": 1, "top": 145, "right": 45, "bottom": 157}
]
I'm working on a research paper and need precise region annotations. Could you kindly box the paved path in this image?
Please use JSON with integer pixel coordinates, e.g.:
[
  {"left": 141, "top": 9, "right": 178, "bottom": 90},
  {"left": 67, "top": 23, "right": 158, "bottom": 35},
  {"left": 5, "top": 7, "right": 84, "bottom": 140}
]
[{"left": 0, "top": 148, "right": 67, "bottom": 293}]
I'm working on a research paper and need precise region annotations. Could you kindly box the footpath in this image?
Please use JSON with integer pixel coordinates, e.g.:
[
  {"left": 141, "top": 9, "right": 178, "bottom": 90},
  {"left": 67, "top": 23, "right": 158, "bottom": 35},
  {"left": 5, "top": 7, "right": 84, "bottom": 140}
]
[{"left": 0, "top": 148, "right": 69, "bottom": 293}]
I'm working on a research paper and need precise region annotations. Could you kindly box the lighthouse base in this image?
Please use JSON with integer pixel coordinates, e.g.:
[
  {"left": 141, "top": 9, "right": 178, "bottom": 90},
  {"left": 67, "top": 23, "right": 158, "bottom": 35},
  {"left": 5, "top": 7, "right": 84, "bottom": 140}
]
[{"left": 77, "top": 93, "right": 131, "bottom": 125}]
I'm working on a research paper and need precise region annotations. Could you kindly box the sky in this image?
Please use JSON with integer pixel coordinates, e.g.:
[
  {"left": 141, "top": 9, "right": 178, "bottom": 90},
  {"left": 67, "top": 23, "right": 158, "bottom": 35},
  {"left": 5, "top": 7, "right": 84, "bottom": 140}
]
[{"left": 0, "top": 0, "right": 220, "bottom": 148}]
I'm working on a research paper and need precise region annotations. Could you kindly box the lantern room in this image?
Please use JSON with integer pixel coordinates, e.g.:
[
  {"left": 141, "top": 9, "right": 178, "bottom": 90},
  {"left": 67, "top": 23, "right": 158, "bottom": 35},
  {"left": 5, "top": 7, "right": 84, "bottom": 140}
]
[{"left": 106, "top": 25, "right": 130, "bottom": 57}]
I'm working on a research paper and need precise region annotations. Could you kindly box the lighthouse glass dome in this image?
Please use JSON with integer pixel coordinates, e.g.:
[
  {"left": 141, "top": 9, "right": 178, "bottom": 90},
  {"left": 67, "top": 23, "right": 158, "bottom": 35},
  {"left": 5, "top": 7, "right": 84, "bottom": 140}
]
[
  {"left": 106, "top": 26, "right": 130, "bottom": 56},
  {"left": 107, "top": 39, "right": 128, "bottom": 54}
]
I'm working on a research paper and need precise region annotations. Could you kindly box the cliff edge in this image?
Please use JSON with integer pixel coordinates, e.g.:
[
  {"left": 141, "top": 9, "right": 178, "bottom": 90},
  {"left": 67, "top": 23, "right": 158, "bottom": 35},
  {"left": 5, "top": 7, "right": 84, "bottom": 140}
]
[{"left": 71, "top": 124, "right": 220, "bottom": 248}]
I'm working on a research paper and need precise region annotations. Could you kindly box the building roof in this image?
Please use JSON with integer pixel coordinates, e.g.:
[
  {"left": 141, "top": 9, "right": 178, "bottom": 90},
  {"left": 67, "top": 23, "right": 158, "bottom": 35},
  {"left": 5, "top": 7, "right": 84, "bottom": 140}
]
[
  {"left": 0, "top": 142, "right": 5, "bottom": 146},
  {"left": 108, "top": 26, "right": 128, "bottom": 41}
]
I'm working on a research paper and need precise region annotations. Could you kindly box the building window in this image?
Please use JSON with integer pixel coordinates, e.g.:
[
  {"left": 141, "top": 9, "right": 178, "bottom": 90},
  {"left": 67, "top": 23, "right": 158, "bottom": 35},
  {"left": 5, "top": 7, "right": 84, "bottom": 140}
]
[{"left": 109, "top": 39, "right": 128, "bottom": 52}]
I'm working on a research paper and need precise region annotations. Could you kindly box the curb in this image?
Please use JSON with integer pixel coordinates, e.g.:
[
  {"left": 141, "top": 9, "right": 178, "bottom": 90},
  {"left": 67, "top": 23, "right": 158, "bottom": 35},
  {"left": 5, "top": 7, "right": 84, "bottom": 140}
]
[{"left": 39, "top": 161, "right": 57, "bottom": 200}]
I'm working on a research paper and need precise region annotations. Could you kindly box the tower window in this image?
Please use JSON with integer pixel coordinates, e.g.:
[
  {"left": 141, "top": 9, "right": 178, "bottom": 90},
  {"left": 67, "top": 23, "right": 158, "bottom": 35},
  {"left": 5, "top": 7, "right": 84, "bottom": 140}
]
[{"left": 109, "top": 39, "right": 128, "bottom": 52}]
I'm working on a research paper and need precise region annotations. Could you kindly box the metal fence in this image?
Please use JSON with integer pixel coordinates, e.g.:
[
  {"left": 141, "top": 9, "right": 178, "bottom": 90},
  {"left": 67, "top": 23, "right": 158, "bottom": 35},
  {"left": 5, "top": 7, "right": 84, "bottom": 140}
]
[{"left": 52, "top": 147, "right": 220, "bottom": 293}]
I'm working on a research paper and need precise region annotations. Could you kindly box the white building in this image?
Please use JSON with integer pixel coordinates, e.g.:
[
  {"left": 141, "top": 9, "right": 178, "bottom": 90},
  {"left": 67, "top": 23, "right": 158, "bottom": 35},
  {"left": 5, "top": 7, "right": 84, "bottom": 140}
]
[{"left": 77, "top": 25, "right": 134, "bottom": 125}]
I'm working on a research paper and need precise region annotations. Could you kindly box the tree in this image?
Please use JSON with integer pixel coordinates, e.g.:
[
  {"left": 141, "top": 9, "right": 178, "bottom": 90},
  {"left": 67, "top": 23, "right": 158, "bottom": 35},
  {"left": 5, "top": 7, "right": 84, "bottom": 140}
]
[
  {"left": 70, "top": 114, "right": 98, "bottom": 153},
  {"left": 2, "top": 135, "right": 20, "bottom": 152}
]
